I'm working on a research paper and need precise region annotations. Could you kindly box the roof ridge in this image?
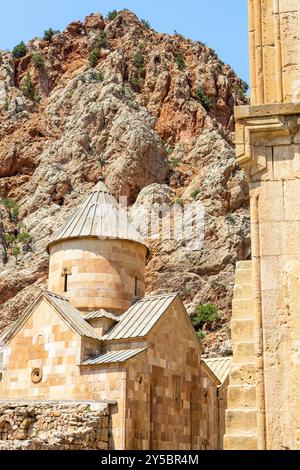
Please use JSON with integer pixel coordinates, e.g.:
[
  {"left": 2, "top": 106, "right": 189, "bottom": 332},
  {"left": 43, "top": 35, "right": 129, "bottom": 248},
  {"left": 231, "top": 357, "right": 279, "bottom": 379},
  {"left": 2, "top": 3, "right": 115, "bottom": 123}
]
[
  {"left": 125, "top": 295, "right": 172, "bottom": 338},
  {"left": 85, "top": 308, "right": 107, "bottom": 316},
  {"left": 84, "top": 309, "right": 120, "bottom": 321},
  {"left": 89, "top": 191, "right": 101, "bottom": 235}
]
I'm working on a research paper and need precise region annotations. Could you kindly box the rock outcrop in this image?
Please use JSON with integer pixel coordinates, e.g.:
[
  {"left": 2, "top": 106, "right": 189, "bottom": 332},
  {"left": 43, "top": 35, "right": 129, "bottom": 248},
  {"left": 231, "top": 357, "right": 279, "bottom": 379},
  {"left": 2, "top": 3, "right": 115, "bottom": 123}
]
[{"left": 0, "top": 10, "right": 250, "bottom": 354}]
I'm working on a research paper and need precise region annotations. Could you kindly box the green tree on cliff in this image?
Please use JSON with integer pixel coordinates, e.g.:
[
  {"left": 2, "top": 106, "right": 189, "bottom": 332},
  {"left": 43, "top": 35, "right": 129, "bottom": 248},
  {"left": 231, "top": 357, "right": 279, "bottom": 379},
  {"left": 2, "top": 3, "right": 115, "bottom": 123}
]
[{"left": 1, "top": 198, "right": 19, "bottom": 222}]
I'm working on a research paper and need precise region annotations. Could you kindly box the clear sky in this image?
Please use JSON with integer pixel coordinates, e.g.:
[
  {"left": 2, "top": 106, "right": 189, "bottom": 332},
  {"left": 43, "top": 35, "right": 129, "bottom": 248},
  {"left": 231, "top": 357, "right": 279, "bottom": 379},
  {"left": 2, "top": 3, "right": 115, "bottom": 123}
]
[{"left": 0, "top": 0, "right": 249, "bottom": 82}]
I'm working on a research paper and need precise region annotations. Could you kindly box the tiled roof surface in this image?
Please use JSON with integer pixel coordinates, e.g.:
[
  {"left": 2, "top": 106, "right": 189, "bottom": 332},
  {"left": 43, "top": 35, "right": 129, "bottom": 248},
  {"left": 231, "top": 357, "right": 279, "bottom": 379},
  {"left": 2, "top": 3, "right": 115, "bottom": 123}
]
[
  {"left": 203, "top": 356, "right": 232, "bottom": 384},
  {"left": 80, "top": 348, "right": 147, "bottom": 365},
  {"left": 47, "top": 181, "right": 146, "bottom": 250},
  {"left": 103, "top": 293, "right": 178, "bottom": 340}
]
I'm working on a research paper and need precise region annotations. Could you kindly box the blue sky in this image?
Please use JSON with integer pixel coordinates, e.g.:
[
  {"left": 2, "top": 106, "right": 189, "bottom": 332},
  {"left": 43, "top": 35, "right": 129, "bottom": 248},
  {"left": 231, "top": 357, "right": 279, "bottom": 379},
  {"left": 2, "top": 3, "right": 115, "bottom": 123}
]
[{"left": 0, "top": 1, "right": 249, "bottom": 82}]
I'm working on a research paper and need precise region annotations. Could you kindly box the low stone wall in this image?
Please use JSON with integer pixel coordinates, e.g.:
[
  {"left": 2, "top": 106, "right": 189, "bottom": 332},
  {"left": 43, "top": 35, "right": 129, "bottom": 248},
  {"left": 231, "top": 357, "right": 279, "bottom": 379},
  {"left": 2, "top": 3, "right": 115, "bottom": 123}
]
[{"left": 0, "top": 401, "right": 110, "bottom": 450}]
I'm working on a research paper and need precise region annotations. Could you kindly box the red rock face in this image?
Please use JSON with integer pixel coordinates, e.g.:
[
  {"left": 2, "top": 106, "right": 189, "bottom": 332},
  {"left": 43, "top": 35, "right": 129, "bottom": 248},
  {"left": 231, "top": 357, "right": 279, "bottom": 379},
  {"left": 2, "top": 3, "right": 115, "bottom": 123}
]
[{"left": 0, "top": 11, "right": 249, "bottom": 354}]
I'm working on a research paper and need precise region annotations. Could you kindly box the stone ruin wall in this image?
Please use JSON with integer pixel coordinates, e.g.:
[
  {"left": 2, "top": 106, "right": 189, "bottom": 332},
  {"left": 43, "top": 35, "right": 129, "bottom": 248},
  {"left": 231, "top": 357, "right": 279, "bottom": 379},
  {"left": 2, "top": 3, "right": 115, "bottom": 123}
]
[{"left": 0, "top": 401, "right": 110, "bottom": 450}]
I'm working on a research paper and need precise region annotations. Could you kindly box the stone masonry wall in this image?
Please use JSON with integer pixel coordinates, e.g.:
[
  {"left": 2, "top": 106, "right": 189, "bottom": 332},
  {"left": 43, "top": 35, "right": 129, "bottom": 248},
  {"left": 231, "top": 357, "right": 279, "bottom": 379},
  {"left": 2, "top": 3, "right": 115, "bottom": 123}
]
[
  {"left": 0, "top": 298, "right": 126, "bottom": 449},
  {"left": 0, "top": 401, "right": 109, "bottom": 450},
  {"left": 224, "top": 261, "right": 257, "bottom": 450},
  {"left": 232, "top": 100, "right": 300, "bottom": 449},
  {"left": 249, "top": 0, "right": 300, "bottom": 105},
  {"left": 201, "top": 367, "right": 218, "bottom": 450},
  {"left": 123, "top": 299, "right": 218, "bottom": 450},
  {"left": 48, "top": 238, "right": 147, "bottom": 314}
]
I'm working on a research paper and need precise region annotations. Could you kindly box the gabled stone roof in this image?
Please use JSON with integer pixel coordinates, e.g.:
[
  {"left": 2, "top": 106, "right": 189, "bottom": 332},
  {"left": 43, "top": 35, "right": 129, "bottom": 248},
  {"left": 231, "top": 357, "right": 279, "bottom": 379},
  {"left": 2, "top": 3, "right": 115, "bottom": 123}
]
[
  {"left": 43, "top": 291, "right": 101, "bottom": 341},
  {"left": 102, "top": 293, "right": 178, "bottom": 340},
  {"left": 101, "top": 293, "right": 203, "bottom": 354},
  {"left": 47, "top": 181, "right": 147, "bottom": 252},
  {"left": 84, "top": 309, "right": 120, "bottom": 322},
  {"left": 203, "top": 356, "right": 232, "bottom": 385},
  {"left": 1, "top": 290, "right": 101, "bottom": 346}
]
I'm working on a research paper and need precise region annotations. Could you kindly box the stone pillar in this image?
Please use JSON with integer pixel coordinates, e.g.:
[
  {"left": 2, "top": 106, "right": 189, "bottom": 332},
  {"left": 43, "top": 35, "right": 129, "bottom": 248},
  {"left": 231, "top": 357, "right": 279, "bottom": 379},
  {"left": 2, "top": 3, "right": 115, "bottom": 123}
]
[
  {"left": 224, "top": 261, "right": 258, "bottom": 450},
  {"left": 249, "top": 0, "right": 300, "bottom": 105},
  {"left": 225, "top": 0, "right": 300, "bottom": 450}
]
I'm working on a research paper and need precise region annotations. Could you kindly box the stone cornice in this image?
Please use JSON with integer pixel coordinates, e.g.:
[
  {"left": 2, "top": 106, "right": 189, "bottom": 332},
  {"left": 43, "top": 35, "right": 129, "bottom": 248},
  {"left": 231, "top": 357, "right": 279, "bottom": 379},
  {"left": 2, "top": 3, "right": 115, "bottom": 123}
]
[
  {"left": 235, "top": 104, "right": 300, "bottom": 177},
  {"left": 235, "top": 103, "right": 300, "bottom": 120}
]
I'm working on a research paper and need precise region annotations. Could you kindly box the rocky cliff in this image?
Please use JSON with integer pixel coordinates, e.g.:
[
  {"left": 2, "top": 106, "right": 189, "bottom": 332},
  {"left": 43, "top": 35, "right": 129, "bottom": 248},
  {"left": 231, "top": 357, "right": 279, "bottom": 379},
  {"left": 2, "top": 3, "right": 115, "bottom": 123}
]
[{"left": 0, "top": 10, "right": 250, "bottom": 354}]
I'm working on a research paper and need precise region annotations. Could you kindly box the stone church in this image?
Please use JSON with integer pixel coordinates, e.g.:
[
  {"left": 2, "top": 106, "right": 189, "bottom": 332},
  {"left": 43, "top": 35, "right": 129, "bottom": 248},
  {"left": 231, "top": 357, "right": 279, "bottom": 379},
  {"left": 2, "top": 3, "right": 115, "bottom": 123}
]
[
  {"left": 3, "top": 0, "right": 299, "bottom": 452},
  {"left": 0, "top": 181, "right": 227, "bottom": 450}
]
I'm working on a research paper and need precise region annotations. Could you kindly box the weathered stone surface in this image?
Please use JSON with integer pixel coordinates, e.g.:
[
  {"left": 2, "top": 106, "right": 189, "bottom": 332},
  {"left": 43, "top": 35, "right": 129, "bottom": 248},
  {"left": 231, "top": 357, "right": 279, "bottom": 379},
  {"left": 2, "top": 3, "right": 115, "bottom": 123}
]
[
  {"left": 249, "top": 0, "right": 300, "bottom": 105},
  {"left": 0, "top": 401, "right": 109, "bottom": 450},
  {"left": 84, "top": 13, "right": 105, "bottom": 31}
]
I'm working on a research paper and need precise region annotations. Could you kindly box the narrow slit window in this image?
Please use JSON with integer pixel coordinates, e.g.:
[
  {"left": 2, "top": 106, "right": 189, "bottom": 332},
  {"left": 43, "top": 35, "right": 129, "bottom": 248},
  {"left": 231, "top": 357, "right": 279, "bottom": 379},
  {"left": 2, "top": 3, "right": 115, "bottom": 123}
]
[
  {"left": 62, "top": 267, "right": 72, "bottom": 293},
  {"left": 64, "top": 273, "right": 68, "bottom": 292}
]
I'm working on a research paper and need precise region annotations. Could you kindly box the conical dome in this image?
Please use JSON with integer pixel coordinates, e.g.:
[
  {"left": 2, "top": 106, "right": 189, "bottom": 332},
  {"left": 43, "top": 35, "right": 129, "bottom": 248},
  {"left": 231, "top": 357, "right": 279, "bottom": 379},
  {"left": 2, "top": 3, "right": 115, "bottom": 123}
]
[{"left": 47, "top": 181, "right": 147, "bottom": 253}]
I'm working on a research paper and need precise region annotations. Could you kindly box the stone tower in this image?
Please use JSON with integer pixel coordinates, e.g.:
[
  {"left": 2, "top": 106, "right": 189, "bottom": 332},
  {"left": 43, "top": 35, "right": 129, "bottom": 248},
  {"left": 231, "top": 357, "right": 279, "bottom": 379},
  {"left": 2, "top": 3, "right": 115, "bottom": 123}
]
[
  {"left": 225, "top": 1, "right": 300, "bottom": 450},
  {"left": 47, "top": 182, "right": 147, "bottom": 314}
]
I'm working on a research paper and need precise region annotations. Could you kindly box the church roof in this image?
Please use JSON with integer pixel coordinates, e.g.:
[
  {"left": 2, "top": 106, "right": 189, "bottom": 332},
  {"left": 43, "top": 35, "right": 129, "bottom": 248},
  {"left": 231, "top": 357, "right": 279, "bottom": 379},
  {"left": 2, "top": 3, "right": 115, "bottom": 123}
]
[
  {"left": 80, "top": 348, "right": 147, "bottom": 366},
  {"left": 47, "top": 181, "right": 147, "bottom": 252},
  {"left": 103, "top": 292, "right": 203, "bottom": 352},
  {"left": 43, "top": 291, "right": 101, "bottom": 341},
  {"left": 1, "top": 290, "right": 101, "bottom": 345},
  {"left": 0, "top": 327, "right": 11, "bottom": 347},
  {"left": 203, "top": 356, "right": 232, "bottom": 385},
  {"left": 103, "top": 293, "right": 178, "bottom": 341},
  {"left": 84, "top": 309, "right": 120, "bottom": 322}
]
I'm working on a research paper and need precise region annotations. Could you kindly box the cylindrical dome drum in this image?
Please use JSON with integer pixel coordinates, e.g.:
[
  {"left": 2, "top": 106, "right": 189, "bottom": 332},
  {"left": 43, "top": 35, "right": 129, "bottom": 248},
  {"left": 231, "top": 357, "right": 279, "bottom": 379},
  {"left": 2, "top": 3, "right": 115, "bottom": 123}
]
[
  {"left": 48, "top": 238, "right": 146, "bottom": 314},
  {"left": 47, "top": 182, "right": 148, "bottom": 314}
]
